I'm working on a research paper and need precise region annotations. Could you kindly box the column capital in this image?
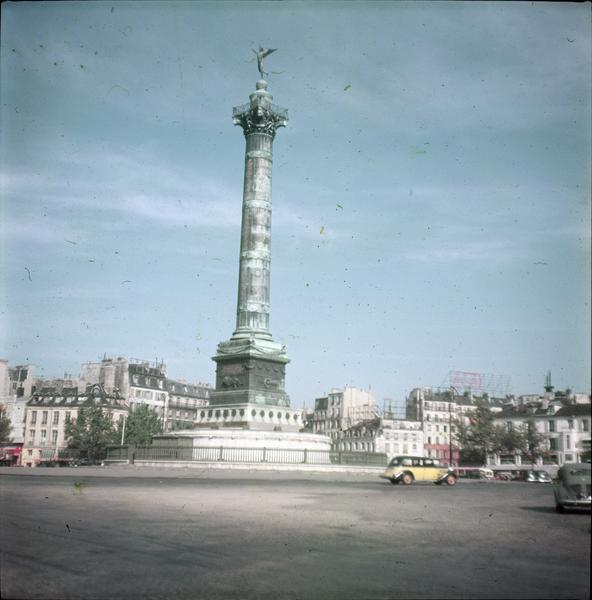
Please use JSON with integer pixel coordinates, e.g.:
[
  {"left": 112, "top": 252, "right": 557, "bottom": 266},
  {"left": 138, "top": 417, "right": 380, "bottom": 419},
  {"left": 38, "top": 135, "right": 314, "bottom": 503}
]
[
  {"left": 232, "top": 84, "right": 288, "bottom": 138},
  {"left": 232, "top": 105, "right": 288, "bottom": 137}
]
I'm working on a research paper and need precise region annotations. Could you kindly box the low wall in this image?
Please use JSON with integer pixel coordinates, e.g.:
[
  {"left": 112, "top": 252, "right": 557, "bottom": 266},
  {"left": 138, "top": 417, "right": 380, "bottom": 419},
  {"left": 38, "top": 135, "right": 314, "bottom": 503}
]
[{"left": 130, "top": 460, "right": 385, "bottom": 474}]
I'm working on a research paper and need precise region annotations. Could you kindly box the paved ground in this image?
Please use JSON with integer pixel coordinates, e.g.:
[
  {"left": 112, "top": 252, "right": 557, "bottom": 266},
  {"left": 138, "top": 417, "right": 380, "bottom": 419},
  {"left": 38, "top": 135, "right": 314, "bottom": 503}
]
[{"left": 1, "top": 466, "right": 590, "bottom": 600}]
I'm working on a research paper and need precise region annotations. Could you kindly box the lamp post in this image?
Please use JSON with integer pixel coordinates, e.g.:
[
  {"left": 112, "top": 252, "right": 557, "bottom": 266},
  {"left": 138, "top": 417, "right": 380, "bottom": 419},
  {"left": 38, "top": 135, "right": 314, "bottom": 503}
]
[{"left": 120, "top": 413, "right": 127, "bottom": 445}]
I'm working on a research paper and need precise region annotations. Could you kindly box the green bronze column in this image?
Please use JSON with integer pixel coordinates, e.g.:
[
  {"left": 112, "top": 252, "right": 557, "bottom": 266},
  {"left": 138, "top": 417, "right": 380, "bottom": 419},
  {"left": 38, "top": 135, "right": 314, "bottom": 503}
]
[
  {"left": 231, "top": 80, "right": 288, "bottom": 339},
  {"left": 210, "top": 69, "right": 291, "bottom": 410}
]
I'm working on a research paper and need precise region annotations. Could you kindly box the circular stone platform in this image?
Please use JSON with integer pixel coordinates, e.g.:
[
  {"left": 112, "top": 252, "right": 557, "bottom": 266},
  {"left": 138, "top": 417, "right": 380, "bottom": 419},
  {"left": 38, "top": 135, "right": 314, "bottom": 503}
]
[{"left": 155, "top": 429, "right": 332, "bottom": 464}]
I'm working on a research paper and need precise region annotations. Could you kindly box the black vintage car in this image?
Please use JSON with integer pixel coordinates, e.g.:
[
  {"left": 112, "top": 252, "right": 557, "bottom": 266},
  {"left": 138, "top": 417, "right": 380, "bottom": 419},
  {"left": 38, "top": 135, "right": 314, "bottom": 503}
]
[{"left": 553, "top": 463, "right": 591, "bottom": 513}]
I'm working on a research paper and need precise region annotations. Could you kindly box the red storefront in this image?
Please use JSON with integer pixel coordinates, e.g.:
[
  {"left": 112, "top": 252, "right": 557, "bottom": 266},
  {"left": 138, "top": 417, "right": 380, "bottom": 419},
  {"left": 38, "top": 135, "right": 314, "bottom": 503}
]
[{"left": 0, "top": 444, "right": 23, "bottom": 466}]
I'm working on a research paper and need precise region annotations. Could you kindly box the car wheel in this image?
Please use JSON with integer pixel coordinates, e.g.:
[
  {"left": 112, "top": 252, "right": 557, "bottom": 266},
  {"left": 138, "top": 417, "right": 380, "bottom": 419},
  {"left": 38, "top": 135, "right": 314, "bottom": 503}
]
[
  {"left": 445, "top": 474, "right": 457, "bottom": 486},
  {"left": 390, "top": 478, "right": 399, "bottom": 485},
  {"left": 401, "top": 473, "right": 413, "bottom": 486},
  {"left": 555, "top": 504, "right": 565, "bottom": 514}
]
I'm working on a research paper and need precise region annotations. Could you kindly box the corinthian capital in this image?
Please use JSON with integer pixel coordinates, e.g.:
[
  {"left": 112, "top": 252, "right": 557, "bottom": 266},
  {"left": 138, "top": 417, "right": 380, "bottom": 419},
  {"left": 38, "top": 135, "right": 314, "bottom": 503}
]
[{"left": 233, "top": 104, "right": 288, "bottom": 138}]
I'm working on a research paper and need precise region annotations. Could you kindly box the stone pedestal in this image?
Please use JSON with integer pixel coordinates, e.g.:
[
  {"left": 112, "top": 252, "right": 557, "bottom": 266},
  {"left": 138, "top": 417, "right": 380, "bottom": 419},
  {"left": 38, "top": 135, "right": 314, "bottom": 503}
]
[{"left": 156, "top": 429, "right": 332, "bottom": 462}]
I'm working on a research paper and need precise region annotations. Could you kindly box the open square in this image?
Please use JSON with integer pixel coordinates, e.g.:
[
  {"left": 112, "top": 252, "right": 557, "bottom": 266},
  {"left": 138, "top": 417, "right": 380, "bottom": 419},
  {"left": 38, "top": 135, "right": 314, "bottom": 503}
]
[{"left": 1, "top": 467, "right": 589, "bottom": 600}]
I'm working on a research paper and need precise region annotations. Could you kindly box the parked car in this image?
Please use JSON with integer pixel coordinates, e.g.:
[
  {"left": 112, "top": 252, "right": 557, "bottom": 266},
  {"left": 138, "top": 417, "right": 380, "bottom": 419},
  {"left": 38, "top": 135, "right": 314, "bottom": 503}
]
[
  {"left": 554, "top": 463, "right": 591, "bottom": 513},
  {"left": 494, "top": 471, "right": 514, "bottom": 481},
  {"left": 526, "top": 470, "right": 552, "bottom": 483},
  {"left": 380, "top": 455, "right": 457, "bottom": 486},
  {"left": 455, "top": 467, "right": 494, "bottom": 480}
]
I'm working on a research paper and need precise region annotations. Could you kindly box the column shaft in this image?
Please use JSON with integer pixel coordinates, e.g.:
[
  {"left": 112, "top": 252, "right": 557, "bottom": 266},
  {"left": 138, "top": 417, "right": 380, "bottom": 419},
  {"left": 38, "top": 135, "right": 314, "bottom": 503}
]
[{"left": 233, "top": 132, "right": 274, "bottom": 338}]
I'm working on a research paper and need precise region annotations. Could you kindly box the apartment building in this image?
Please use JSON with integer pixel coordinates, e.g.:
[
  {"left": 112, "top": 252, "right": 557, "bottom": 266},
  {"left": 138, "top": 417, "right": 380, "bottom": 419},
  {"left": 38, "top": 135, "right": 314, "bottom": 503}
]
[
  {"left": 490, "top": 393, "right": 591, "bottom": 467},
  {"left": 333, "top": 416, "right": 424, "bottom": 457},
  {"left": 22, "top": 384, "right": 128, "bottom": 467},
  {"left": 311, "top": 386, "right": 375, "bottom": 443}
]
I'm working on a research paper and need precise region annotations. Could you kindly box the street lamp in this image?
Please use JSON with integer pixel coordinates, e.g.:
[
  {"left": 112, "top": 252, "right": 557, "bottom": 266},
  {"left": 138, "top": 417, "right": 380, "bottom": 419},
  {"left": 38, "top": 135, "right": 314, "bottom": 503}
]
[{"left": 120, "top": 413, "right": 127, "bottom": 445}]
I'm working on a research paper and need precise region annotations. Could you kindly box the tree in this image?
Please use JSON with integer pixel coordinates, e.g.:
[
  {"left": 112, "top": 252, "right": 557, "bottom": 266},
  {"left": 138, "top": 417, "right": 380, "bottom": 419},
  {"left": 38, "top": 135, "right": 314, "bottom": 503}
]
[
  {"left": 65, "top": 406, "right": 119, "bottom": 462},
  {"left": 497, "top": 424, "right": 523, "bottom": 454},
  {"left": 0, "top": 407, "right": 12, "bottom": 443},
  {"left": 121, "top": 404, "right": 162, "bottom": 446},
  {"left": 519, "top": 419, "right": 546, "bottom": 466},
  {"left": 455, "top": 400, "right": 500, "bottom": 465}
]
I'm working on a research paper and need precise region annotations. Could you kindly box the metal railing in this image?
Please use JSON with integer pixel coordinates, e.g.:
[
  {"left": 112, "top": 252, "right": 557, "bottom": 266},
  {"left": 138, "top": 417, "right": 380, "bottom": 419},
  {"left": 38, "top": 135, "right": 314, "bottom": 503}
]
[{"left": 106, "top": 445, "right": 387, "bottom": 467}]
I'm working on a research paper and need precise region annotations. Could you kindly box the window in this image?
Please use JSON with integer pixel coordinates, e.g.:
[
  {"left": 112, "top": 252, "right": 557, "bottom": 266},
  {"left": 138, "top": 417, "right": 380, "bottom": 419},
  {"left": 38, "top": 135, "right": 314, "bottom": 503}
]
[
  {"left": 42, "top": 411, "right": 48, "bottom": 424},
  {"left": 41, "top": 430, "right": 47, "bottom": 439},
  {"left": 30, "top": 411, "right": 37, "bottom": 424},
  {"left": 566, "top": 435, "right": 571, "bottom": 449},
  {"left": 568, "top": 420, "right": 574, "bottom": 430},
  {"left": 51, "top": 431, "right": 58, "bottom": 443},
  {"left": 53, "top": 412, "right": 59, "bottom": 425},
  {"left": 28, "top": 430, "right": 35, "bottom": 442},
  {"left": 548, "top": 420, "right": 555, "bottom": 433},
  {"left": 549, "top": 438, "right": 558, "bottom": 450}
]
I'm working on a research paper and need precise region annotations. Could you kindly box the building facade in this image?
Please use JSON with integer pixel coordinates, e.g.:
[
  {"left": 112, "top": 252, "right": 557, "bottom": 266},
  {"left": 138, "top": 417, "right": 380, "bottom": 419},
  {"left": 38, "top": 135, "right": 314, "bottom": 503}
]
[
  {"left": 0, "top": 359, "right": 35, "bottom": 445},
  {"left": 7, "top": 363, "right": 36, "bottom": 399},
  {"left": 79, "top": 356, "right": 212, "bottom": 430},
  {"left": 22, "top": 384, "right": 128, "bottom": 467},
  {"left": 310, "top": 387, "right": 376, "bottom": 443},
  {"left": 333, "top": 416, "right": 424, "bottom": 457},
  {"left": 489, "top": 390, "right": 591, "bottom": 469},
  {"left": 407, "top": 387, "right": 506, "bottom": 464},
  {"left": 165, "top": 379, "right": 211, "bottom": 431}
]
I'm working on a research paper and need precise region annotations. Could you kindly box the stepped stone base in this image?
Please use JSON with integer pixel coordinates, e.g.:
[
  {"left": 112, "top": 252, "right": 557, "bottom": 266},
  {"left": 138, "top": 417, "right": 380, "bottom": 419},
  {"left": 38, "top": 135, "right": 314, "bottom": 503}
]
[{"left": 157, "top": 428, "right": 332, "bottom": 457}]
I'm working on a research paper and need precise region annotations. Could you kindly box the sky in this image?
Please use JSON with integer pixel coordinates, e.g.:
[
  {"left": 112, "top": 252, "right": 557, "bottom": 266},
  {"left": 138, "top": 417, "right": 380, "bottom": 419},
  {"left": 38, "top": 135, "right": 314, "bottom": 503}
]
[{"left": 1, "top": 1, "right": 590, "bottom": 409}]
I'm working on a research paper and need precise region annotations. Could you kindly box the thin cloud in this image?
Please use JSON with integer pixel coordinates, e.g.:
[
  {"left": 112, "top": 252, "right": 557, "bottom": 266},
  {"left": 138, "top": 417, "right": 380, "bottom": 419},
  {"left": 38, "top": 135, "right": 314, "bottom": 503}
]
[{"left": 400, "top": 240, "right": 518, "bottom": 263}]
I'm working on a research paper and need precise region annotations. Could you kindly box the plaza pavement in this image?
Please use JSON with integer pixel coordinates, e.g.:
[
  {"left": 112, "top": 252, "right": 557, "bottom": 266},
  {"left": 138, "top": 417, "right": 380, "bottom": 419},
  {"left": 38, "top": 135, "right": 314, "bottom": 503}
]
[{"left": 1, "top": 466, "right": 590, "bottom": 600}]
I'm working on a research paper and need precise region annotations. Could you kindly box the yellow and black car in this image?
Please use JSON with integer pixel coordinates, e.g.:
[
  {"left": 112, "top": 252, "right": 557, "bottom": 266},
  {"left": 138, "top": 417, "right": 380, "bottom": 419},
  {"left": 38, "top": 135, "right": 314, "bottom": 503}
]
[{"left": 380, "top": 455, "right": 457, "bottom": 486}]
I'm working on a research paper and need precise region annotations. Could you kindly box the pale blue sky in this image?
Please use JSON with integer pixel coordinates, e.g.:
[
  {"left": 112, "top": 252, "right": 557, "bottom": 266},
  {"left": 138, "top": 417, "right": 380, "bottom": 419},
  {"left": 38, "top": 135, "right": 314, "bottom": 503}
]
[{"left": 1, "top": 1, "right": 590, "bottom": 407}]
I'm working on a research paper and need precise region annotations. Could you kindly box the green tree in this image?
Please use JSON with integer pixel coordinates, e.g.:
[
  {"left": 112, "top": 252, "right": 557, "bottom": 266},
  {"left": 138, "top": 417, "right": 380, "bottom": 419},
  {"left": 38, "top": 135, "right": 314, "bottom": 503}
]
[
  {"left": 121, "top": 404, "right": 162, "bottom": 446},
  {"left": 65, "top": 406, "right": 119, "bottom": 462},
  {"left": 0, "top": 407, "right": 12, "bottom": 443},
  {"left": 519, "top": 419, "right": 546, "bottom": 466},
  {"left": 455, "top": 400, "right": 500, "bottom": 465},
  {"left": 497, "top": 424, "right": 524, "bottom": 456}
]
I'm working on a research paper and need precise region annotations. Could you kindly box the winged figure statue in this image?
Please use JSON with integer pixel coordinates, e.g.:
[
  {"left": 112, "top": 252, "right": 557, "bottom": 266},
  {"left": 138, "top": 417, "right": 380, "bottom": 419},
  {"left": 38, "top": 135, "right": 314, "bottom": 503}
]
[{"left": 253, "top": 46, "right": 277, "bottom": 79}]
